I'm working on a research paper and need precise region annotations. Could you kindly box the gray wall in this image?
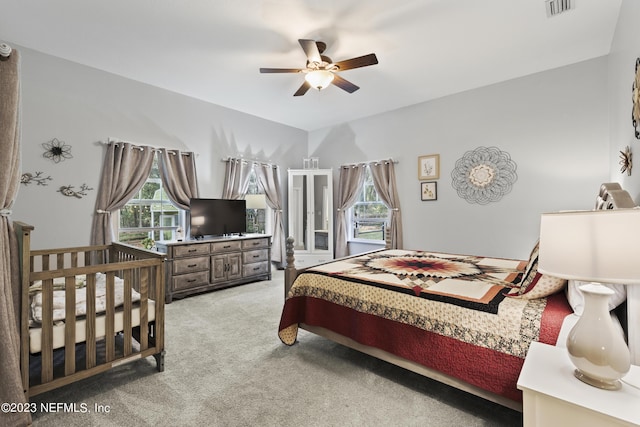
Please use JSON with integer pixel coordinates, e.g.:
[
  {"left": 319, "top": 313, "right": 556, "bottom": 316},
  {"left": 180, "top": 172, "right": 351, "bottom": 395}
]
[
  {"left": 608, "top": 0, "right": 640, "bottom": 200},
  {"left": 12, "top": 46, "right": 308, "bottom": 249},
  {"left": 12, "top": 0, "right": 639, "bottom": 259},
  {"left": 309, "top": 57, "right": 610, "bottom": 260}
]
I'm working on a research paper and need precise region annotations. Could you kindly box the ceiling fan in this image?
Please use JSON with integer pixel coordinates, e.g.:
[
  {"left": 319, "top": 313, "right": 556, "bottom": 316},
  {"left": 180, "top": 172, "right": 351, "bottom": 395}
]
[{"left": 259, "top": 39, "right": 378, "bottom": 96}]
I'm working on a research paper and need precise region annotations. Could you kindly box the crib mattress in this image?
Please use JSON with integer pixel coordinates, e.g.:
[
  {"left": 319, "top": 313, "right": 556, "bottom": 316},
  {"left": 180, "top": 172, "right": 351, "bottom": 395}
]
[{"left": 28, "top": 300, "right": 156, "bottom": 354}]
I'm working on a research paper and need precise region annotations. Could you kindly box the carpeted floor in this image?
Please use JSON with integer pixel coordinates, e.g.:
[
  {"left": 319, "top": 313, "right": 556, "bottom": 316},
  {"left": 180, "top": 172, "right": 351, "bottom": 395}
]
[{"left": 29, "top": 269, "right": 523, "bottom": 426}]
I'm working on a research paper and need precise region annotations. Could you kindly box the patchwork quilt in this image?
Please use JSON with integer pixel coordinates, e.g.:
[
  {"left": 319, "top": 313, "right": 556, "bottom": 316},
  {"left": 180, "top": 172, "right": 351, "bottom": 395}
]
[{"left": 278, "top": 249, "right": 572, "bottom": 402}]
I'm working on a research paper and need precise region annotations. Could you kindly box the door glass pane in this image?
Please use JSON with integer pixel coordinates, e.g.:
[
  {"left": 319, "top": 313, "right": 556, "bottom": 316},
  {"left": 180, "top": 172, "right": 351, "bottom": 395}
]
[
  {"left": 291, "top": 174, "right": 307, "bottom": 250},
  {"left": 313, "top": 174, "right": 329, "bottom": 251}
]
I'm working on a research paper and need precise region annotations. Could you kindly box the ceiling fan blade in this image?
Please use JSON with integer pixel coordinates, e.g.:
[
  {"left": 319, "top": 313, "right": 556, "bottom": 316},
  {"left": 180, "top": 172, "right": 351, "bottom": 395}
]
[
  {"left": 331, "top": 74, "right": 359, "bottom": 93},
  {"left": 333, "top": 53, "right": 378, "bottom": 71},
  {"left": 259, "top": 68, "right": 303, "bottom": 73},
  {"left": 298, "top": 39, "right": 321, "bottom": 64},
  {"left": 293, "top": 81, "right": 311, "bottom": 97}
]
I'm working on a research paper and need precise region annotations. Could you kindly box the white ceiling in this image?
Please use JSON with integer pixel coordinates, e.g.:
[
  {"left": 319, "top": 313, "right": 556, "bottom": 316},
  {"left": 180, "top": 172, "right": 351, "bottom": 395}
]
[{"left": 0, "top": 0, "right": 622, "bottom": 131}]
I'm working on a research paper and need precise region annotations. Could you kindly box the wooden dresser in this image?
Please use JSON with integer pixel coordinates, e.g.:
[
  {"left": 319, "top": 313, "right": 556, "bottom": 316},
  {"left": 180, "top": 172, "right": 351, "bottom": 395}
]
[{"left": 156, "top": 234, "right": 271, "bottom": 303}]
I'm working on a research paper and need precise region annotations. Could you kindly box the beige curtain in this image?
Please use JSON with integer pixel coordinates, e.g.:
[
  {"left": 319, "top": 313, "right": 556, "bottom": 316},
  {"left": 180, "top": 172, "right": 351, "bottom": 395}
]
[
  {"left": 222, "top": 158, "right": 253, "bottom": 199},
  {"left": 369, "top": 160, "right": 403, "bottom": 249},
  {"left": 158, "top": 149, "right": 199, "bottom": 209},
  {"left": 335, "top": 164, "right": 366, "bottom": 258},
  {"left": 255, "top": 164, "right": 286, "bottom": 265},
  {"left": 0, "top": 47, "right": 31, "bottom": 427},
  {"left": 90, "top": 142, "right": 155, "bottom": 245}
]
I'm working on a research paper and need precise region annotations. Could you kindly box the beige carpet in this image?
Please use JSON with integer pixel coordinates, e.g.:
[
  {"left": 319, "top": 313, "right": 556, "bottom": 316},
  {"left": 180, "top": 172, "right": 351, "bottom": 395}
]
[{"left": 29, "top": 269, "right": 522, "bottom": 426}]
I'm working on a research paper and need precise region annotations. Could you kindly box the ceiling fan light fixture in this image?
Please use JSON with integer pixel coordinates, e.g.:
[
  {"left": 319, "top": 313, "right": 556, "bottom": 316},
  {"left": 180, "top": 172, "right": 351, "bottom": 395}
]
[{"left": 305, "top": 70, "right": 334, "bottom": 91}]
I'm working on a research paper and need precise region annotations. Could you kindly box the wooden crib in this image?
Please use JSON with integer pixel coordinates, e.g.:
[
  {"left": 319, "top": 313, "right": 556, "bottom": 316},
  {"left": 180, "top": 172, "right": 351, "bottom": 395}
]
[{"left": 15, "top": 222, "right": 166, "bottom": 398}]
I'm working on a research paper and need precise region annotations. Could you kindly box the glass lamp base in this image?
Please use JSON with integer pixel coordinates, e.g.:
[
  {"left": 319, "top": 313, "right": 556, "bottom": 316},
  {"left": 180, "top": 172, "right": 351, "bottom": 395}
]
[{"left": 574, "top": 369, "right": 622, "bottom": 390}]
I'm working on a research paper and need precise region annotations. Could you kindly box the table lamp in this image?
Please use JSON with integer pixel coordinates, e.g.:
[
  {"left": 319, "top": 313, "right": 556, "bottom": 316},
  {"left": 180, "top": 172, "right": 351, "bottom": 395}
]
[{"left": 538, "top": 208, "right": 640, "bottom": 390}]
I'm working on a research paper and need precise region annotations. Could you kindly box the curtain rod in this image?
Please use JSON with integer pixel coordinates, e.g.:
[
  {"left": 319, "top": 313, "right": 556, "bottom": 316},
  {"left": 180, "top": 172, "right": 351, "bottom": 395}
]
[
  {"left": 220, "top": 156, "right": 278, "bottom": 169},
  {"left": 103, "top": 139, "right": 196, "bottom": 156},
  {"left": 0, "top": 43, "right": 12, "bottom": 58},
  {"left": 340, "top": 158, "right": 399, "bottom": 168}
]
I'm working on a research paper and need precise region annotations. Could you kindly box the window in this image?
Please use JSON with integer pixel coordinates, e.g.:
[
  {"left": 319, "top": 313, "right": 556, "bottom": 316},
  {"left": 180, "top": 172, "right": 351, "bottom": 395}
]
[
  {"left": 117, "top": 156, "right": 184, "bottom": 247},
  {"left": 245, "top": 169, "right": 268, "bottom": 234},
  {"left": 349, "top": 166, "right": 389, "bottom": 243}
]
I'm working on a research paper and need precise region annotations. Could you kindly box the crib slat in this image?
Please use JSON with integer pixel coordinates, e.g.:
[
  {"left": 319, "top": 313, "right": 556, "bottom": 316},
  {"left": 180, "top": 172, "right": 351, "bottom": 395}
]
[
  {"left": 105, "top": 272, "right": 115, "bottom": 362},
  {"left": 41, "top": 279, "right": 54, "bottom": 384},
  {"left": 123, "top": 269, "right": 133, "bottom": 356},
  {"left": 85, "top": 273, "right": 97, "bottom": 369},
  {"left": 154, "top": 263, "right": 165, "bottom": 351},
  {"left": 57, "top": 253, "right": 64, "bottom": 270},
  {"left": 139, "top": 267, "right": 149, "bottom": 350},
  {"left": 64, "top": 276, "right": 76, "bottom": 376}
]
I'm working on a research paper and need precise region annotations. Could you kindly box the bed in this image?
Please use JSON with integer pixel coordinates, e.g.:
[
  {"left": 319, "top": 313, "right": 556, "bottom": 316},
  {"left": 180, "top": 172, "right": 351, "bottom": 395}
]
[
  {"left": 15, "top": 222, "right": 166, "bottom": 398},
  {"left": 278, "top": 183, "right": 638, "bottom": 411}
]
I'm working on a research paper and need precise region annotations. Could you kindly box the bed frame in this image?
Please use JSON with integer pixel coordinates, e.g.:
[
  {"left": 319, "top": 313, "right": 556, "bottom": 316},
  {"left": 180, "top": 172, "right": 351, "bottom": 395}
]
[
  {"left": 15, "top": 222, "right": 166, "bottom": 398},
  {"left": 283, "top": 183, "right": 639, "bottom": 412}
]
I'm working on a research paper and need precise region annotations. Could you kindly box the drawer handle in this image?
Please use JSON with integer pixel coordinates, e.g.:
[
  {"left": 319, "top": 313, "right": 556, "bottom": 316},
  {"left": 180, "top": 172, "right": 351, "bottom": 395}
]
[
  {"left": 188, "top": 264, "right": 197, "bottom": 267},
  {"left": 223, "top": 245, "right": 231, "bottom": 249},
  {"left": 252, "top": 242, "right": 259, "bottom": 245},
  {"left": 188, "top": 249, "right": 197, "bottom": 252},
  {"left": 253, "top": 254, "right": 260, "bottom": 258},
  {"left": 187, "top": 279, "right": 196, "bottom": 283},
  {"left": 253, "top": 267, "right": 260, "bottom": 271}
]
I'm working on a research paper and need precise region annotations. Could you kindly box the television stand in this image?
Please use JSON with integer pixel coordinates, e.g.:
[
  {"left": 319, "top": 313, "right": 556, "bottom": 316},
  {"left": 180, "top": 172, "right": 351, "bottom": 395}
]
[{"left": 155, "top": 234, "right": 271, "bottom": 303}]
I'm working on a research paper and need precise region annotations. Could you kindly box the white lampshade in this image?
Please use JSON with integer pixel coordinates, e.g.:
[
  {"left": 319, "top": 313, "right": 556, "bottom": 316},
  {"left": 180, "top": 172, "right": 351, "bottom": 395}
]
[
  {"left": 304, "top": 70, "right": 334, "bottom": 90},
  {"left": 245, "top": 194, "right": 266, "bottom": 210},
  {"left": 539, "top": 209, "right": 640, "bottom": 284},
  {"left": 538, "top": 207, "right": 640, "bottom": 390}
]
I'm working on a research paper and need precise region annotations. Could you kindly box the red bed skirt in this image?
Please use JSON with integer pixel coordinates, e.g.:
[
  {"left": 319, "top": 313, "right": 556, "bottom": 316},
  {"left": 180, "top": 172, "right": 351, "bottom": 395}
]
[{"left": 279, "top": 291, "right": 572, "bottom": 403}]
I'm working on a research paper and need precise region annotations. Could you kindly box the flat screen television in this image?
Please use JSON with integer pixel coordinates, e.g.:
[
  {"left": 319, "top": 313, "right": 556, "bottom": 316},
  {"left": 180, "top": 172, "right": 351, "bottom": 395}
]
[{"left": 189, "top": 198, "right": 246, "bottom": 238}]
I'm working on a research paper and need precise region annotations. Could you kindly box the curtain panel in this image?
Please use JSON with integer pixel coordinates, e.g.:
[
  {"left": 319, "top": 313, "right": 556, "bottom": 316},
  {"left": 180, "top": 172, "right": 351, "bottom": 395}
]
[
  {"left": 222, "top": 158, "right": 253, "bottom": 199},
  {"left": 90, "top": 142, "right": 155, "bottom": 245},
  {"left": 158, "top": 149, "right": 199, "bottom": 210},
  {"left": 335, "top": 164, "right": 366, "bottom": 258},
  {"left": 369, "top": 160, "right": 403, "bottom": 250},
  {"left": 255, "top": 164, "right": 286, "bottom": 264},
  {"left": 0, "top": 46, "right": 31, "bottom": 427}
]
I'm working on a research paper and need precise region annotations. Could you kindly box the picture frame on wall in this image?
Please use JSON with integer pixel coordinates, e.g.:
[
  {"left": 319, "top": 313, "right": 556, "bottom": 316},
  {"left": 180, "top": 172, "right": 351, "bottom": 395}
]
[
  {"left": 421, "top": 181, "right": 437, "bottom": 201},
  {"left": 418, "top": 154, "right": 440, "bottom": 180}
]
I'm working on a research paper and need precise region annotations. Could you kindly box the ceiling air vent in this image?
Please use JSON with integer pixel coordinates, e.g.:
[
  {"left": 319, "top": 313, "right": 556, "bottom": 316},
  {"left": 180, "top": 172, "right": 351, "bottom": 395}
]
[{"left": 545, "top": 0, "right": 572, "bottom": 17}]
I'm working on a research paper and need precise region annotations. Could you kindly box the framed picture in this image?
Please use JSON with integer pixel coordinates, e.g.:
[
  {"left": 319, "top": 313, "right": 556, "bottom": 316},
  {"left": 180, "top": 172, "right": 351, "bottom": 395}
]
[
  {"left": 418, "top": 154, "right": 440, "bottom": 180},
  {"left": 421, "top": 181, "right": 437, "bottom": 201}
]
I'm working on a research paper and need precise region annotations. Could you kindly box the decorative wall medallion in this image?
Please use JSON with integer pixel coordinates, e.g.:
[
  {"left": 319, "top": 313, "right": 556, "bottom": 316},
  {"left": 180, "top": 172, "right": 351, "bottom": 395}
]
[
  {"left": 620, "top": 146, "right": 632, "bottom": 176},
  {"left": 451, "top": 146, "right": 517, "bottom": 205},
  {"left": 633, "top": 58, "right": 640, "bottom": 139},
  {"left": 57, "top": 184, "right": 93, "bottom": 198},
  {"left": 21, "top": 171, "right": 53, "bottom": 186},
  {"left": 42, "top": 138, "right": 73, "bottom": 163}
]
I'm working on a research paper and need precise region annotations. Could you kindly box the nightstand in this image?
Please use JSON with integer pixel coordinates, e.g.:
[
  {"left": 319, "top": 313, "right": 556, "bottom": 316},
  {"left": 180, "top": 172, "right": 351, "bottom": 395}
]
[{"left": 517, "top": 341, "right": 640, "bottom": 427}]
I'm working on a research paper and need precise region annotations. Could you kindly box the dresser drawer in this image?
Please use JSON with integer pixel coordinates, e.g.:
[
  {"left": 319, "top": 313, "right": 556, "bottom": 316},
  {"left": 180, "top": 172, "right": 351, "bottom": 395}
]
[
  {"left": 173, "top": 256, "right": 209, "bottom": 275},
  {"left": 172, "top": 271, "right": 210, "bottom": 291},
  {"left": 242, "top": 249, "right": 269, "bottom": 264},
  {"left": 242, "top": 238, "right": 269, "bottom": 250},
  {"left": 211, "top": 240, "right": 242, "bottom": 252},
  {"left": 173, "top": 244, "right": 210, "bottom": 258},
  {"left": 243, "top": 261, "right": 269, "bottom": 277}
]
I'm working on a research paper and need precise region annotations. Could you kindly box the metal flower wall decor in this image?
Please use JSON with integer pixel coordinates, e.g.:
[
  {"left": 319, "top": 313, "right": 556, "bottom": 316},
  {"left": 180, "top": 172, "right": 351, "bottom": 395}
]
[
  {"left": 42, "top": 138, "right": 73, "bottom": 163},
  {"left": 451, "top": 146, "right": 517, "bottom": 205}
]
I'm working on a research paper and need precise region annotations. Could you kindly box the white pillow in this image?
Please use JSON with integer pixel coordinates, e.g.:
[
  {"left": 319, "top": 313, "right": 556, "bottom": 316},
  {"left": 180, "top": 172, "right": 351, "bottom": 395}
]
[{"left": 566, "top": 280, "right": 627, "bottom": 315}]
